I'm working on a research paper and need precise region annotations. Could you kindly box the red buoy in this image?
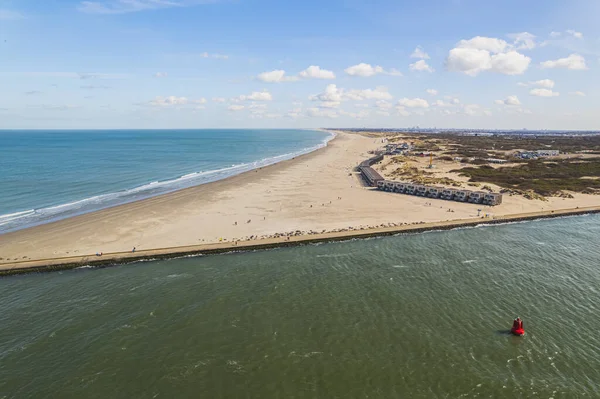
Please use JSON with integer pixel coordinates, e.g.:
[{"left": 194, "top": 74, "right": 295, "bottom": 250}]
[{"left": 511, "top": 317, "right": 525, "bottom": 336}]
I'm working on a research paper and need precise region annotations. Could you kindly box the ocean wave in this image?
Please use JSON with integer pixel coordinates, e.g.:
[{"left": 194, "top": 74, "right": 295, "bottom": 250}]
[{"left": 0, "top": 131, "right": 335, "bottom": 233}]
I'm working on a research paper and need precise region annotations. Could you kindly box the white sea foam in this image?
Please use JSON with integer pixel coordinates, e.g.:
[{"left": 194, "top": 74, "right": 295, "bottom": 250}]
[{"left": 0, "top": 131, "right": 335, "bottom": 233}]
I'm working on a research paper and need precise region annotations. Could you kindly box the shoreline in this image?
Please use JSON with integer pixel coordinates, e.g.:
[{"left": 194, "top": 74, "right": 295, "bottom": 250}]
[
  {"left": 2, "top": 206, "right": 599, "bottom": 276},
  {"left": 0, "top": 129, "right": 335, "bottom": 234}
]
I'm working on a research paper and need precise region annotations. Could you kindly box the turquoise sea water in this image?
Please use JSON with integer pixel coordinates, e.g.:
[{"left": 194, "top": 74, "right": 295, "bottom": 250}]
[
  {"left": 1, "top": 215, "right": 600, "bottom": 398},
  {"left": 0, "top": 129, "right": 331, "bottom": 233}
]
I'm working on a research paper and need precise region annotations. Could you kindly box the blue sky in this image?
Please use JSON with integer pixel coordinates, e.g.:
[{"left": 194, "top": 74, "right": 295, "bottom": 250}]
[{"left": 1, "top": 0, "right": 599, "bottom": 129}]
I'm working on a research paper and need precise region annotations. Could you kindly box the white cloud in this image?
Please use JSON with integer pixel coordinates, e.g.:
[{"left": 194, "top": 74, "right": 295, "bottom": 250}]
[
  {"left": 375, "top": 100, "right": 393, "bottom": 110},
  {"left": 376, "top": 111, "right": 391, "bottom": 117},
  {"left": 495, "top": 95, "right": 521, "bottom": 106},
  {"left": 518, "top": 79, "right": 555, "bottom": 89},
  {"left": 147, "top": 96, "right": 206, "bottom": 107},
  {"left": 228, "top": 105, "right": 245, "bottom": 111},
  {"left": 154, "top": 72, "right": 168, "bottom": 78},
  {"left": 212, "top": 97, "right": 226, "bottom": 103},
  {"left": 149, "top": 96, "right": 189, "bottom": 106},
  {"left": 446, "top": 36, "right": 531, "bottom": 76},
  {"left": 234, "top": 90, "right": 273, "bottom": 102},
  {"left": 78, "top": 1, "right": 212, "bottom": 14},
  {"left": 258, "top": 66, "right": 334, "bottom": 82},
  {"left": 354, "top": 103, "right": 370, "bottom": 108},
  {"left": 200, "top": 52, "right": 229, "bottom": 60},
  {"left": 530, "top": 88, "right": 560, "bottom": 97},
  {"left": 320, "top": 101, "right": 341, "bottom": 109},
  {"left": 346, "top": 87, "right": 393, "bottom": 100},
  {"left": 463, "top": 104, "right": 481, "bottom": 116},
  {"left": 309, "top": 84, "right": 393, "bottom": 102},
  {"left": 508, "top": 32, "right": 536, "bottom": 50},
  {"left": 397, "top": 98, "right": 429, "bottom": 108},
  {"left": 298, "top": 65, "right": 336, "bottom": 79},
  {"left": 570, "top": 91, "right": 586, "bottom": 97},
  {"left": 409, "top": 60, "right": 434, "bottom": 73},
  {"left": 566, "top": 29, "right": 583, "bottom": 39},
  {"left": 541, "top": 54, "right": 587, "bottom": 70},
  {"left": 344, "top": 63, "right": 402, "bottom": 77},
  {"left": 433, "top": 100, "right": 454, "bottom": 107},
  {"left": 458, "top": 36, "right": 509, "bottom": 53},
  {"left": 426, "top": 89, "right": 438, "bottom": 96},
  {"left": 550, "top": 31, "right": 562, "bottom": 38},
  {"left": 0, "top": 9, "right": 23, "bottom": 19},
  {"left": 306, "top": 107, "right": 338, "bottom": 118},
  {"left": 410, "top": 46, "right": 430, "bottom": 59},
  {"left": 257, "top": 70, "right": 298, "bottom": 83},
  {"left": 396, "top": 106, "right": 410, "bottom": 116}
]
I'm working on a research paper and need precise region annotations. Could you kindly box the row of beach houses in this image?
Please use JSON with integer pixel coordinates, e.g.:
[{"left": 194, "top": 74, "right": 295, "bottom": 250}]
[
  {"left": 357, "top": 154, "right": 503, "bottom": 206},
  {"left": 376, "top": 180, "right": 503, "bottom": 205}
]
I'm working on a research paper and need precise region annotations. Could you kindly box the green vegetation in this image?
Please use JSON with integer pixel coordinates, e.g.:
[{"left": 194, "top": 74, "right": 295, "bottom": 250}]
[
  {"left": 388, "top": 165, "right": 461, "bottom": 187},
  {"left": 453, "top": 159, "right": 600, "bottom": 196}
]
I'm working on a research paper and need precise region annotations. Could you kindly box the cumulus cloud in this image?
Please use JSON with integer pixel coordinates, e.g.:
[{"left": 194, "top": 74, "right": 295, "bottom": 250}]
[
  {"left": 228, "top": 105, "right": 245, "bottom": 111},
  {"left": 320, "top": 101, "right": 341, "bottom": 109},
  {"left": 396, "top": 106, "right": 410, "bottom": 116},
  {"left": 298, "top": 65, "right": 336, "bottom": 79},
  {"left": 508, "top": 32, "right": 537, "bottom": 50},
  {"left": 344, "top": 63, "right": 402, "bottom": 77},
  {"left": 154, "top": 72, "right": 167, "bottom": 78},
  {"left": 409, "top": 60, "right": 434, "bottom": 73},
  {"left": 309, "top": 84, "right": 393, "bottom": 103},
  {"left": 530, "top": 88, "right": 559, "bottom": 97},
  {"left": 495, "top": 95, "right": 521, "bottom": 106},
  {"left": 257, "top": 66, "right": 334, "bottom": 82},
  {"left": 397, "top": 98, "right": 429, "bottom": 108},
  {"left": 375, "top": 100, "right": 393, "bottom": 110},
  {"left": 257, "top": 70, "right": 298, "bottom": 83},
  {"left": 212, "top": 97, "right": 226, "bottom": 103},
  {"left": 339, "top": 109, "right": 370, "bottom": 119},
  {"left": 446, "top": 36, "right": 531, "bottom": 76},
  {"left": 518, "top": 79, "right": 555, "bottom": 89},
  {"left": 566, "top": 29, "right": 583, "bottom": 39},
  {"left": 234, "top": 90, "right": 273, "bottom": 102},
  {"left": 410, "top": 46, "right": 430, "bottom": 59},
  {"left": 426, "top": 89, "right": 438, "bottom": 96},
  {"left": 550, "top": 31, "right": 562, "bottom": 38},
  {"left": 433, "top": 100, "right": 454, "bottom": 107},
  {"left": 540, "top": 54, "right": 587, "bottom": 70},
  {"left": 570, "top": 91, "right": 586, "bottom": 97}
]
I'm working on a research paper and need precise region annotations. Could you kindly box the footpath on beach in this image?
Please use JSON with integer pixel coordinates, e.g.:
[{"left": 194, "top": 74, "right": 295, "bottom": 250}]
[{"left": 1, "top": 206, "right": 599, "bottom": 276}]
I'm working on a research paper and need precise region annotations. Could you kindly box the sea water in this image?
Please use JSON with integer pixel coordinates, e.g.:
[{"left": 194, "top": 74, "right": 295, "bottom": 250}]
[
  {"left": 1, "top": 215, "right": 599, "bottom": 397},
  {"left": 0, "top": 129, "right": 331, "bottom": 233}
]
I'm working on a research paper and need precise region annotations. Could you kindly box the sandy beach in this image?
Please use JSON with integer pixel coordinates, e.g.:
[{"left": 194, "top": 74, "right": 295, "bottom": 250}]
[{"left": 1, "top": 131, "right": 600, "bottom": 272}]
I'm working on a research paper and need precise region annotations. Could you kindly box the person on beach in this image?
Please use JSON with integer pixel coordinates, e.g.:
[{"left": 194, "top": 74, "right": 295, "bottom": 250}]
[{"left": 132, "top": 247, "right": 136, "bottom": 253}]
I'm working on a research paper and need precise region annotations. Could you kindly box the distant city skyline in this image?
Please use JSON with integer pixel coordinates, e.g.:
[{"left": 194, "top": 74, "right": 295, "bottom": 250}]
[{"left": 1, "top": 0, "right": 599, "bottom": 129}]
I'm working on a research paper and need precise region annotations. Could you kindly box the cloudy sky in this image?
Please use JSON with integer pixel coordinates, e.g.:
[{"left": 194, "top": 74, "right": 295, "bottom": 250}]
[{"left": 1, "top": 0, "right": 599, "bottom": 130}]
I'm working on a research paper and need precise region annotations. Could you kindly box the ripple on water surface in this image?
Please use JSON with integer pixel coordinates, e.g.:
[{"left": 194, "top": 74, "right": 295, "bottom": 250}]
[{"left": 1, "top": 215, "right": 600, "bottom": 398}]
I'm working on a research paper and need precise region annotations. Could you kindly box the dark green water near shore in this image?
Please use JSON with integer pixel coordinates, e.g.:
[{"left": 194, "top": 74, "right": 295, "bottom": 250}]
[{"left": 2, "top": 215, "right": 600, "bottom": 398}]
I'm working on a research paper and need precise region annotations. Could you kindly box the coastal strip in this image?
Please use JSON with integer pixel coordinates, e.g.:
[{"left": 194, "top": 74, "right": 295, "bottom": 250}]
[{"left": 2, "top": 206, "right": 599, "bottom": 276}]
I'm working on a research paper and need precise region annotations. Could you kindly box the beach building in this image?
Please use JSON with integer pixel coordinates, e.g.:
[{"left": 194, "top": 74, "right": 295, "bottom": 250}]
[
  {"left": 416, "top": 185, "right": 428, "bottom": 197},
  {"left": 441, "top": 188, "right": 457, "bottom": 200},
  {"left": 406, "top": 184, "right": 417, "bottom": 195},
  {"left": 468, "top": 191, "right": 486, "bottom": 204},
  {"left": 377, "top": 180, "right": 386, "bottom": 190},
  {"left": 394, "top": 182, "right": 408, "bottom": 193},
  {"left": 483, "top": 192, "right": 503, "bottom": 205},
  {"left": 360, "top": 167, "right": 384, "bottom": 187},
  {"left": 427, "top": 186, "right": 443, "bottom": 198},
  {"left": 454, "top": 190, "right": 471, "bottom": 202},
  {"left": 383, "top": 181, "right": 396, "bottom": 192},
  {"left": 486, "top": 158, "right": 508, "bottom": 164}
]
